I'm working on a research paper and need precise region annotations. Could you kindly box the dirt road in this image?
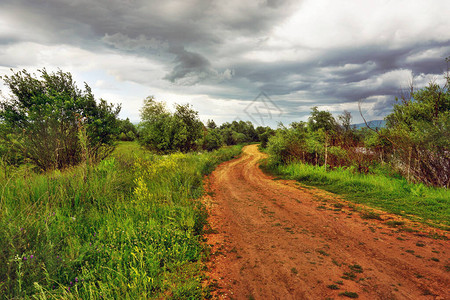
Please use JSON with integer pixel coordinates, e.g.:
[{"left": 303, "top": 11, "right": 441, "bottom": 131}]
[{"left": 204, "top": 145, "right": 449, "bottom": 300}]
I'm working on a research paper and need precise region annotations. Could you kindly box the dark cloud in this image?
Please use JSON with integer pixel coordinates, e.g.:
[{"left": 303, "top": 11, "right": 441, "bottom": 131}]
[
  {"left": 1, "top": 0, "right": 449, "bottom": 124},
  {"left": 164, "top": 47, "right": 214, "bottom": 84}
]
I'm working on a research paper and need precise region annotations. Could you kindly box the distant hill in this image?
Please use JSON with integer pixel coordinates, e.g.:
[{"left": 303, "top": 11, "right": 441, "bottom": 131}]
[{"left": 352, "top": 119, "right": 386, "bottom": 129}]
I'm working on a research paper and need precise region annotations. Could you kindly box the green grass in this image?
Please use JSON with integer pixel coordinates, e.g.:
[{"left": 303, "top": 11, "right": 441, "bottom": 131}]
[
  {"left": 263, "top": 160, "right": 450, "bottom": 229},
  {"left": 339, "top": 291, "right": 359, "bottom": 298},
  {"left": 0, "top": 142, "right": 242, "bottom": 298}
]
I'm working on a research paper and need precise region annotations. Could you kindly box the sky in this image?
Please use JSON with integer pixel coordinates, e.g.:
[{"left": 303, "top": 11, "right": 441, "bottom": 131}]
[{"left": 0, "top": 0, "right": 449, "bottom": 127}]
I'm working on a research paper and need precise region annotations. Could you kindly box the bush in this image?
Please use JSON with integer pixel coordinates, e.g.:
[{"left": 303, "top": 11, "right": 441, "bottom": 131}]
[
  {"left": 203, "top": 129, "right": 224, "bottom": 151},
  {"left": 0, "top": 69, "right": 120, "bottom": 171},
  {"left": 267, "top": 129, "right": 305, "bottom": 164}
]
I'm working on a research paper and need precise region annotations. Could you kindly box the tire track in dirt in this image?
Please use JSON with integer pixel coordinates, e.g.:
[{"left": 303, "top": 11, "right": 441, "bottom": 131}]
[{"left": 204, "top": 145, "right": 449, "bottom": 300}]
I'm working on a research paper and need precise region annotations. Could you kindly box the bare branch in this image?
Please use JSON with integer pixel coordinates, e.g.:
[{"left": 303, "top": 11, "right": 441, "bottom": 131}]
[{"left": 358, "top": 98, "right": 396, "bottom": 146}]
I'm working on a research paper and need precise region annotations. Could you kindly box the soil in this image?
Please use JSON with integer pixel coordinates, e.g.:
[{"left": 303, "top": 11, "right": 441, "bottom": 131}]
[{"left": 203, "top": 145, "right": 449, "bottom": 300}]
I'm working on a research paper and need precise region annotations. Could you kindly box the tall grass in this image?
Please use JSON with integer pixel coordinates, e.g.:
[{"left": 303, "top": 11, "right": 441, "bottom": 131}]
[
  {"left": 265, "top": 161, "right": 450, "bottom": 229},
  {"left": 0, "top": 142, "right": 242, "bottom": 298}
]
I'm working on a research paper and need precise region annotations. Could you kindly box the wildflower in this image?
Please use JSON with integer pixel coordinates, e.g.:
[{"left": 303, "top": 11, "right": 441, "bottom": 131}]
[
  {"left": 70, "top": 281, "right": 73, "bottom": 286},
  {"left": 23, "top": 256, "right": 27, "bottom": 261},
  {"left": 30, "top": 254, "right": 34, "bottom": 259},
  {"left": 75, "top": 277, "right": 78, "bottom": 283},
  {"left": 20, "top": 228, "right": 23, "bottom": 231}
]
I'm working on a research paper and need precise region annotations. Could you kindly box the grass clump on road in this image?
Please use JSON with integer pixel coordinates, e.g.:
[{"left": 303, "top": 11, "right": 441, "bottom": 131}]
[
  {"left": 339, "top": 291, "right": 359, "bottom": 298},
  {"left": 0, "top": 142, "right": 241, "bottom": 299}
]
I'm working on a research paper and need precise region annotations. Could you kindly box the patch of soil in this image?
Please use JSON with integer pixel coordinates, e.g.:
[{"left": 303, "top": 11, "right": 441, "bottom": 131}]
[{"left": 203, "top": 145, "right": 449, "bottom": 300}]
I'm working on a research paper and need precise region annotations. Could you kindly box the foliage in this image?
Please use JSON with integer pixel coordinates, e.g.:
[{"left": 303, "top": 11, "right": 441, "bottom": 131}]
[
  {"left": 202, "top": 128, "right": 224, "bottom": 151},
  {"left": 219, "top": 120, "right": 259, "bottom": 145},
  {"left": 258, "top": 127, "right": 275, "bottom": 149},
  {"left": 0, "top": 123, "right": 24, "bottom": 168},
  {"left": 267, "top": 128, "right": 306, "bottom": 164},
  {"left": 0, "top": 142, "right": 242, "bottom": 298},
  {"left": 308, "top": 106, "right": 337, "bottom": 132},
  {"left": 0, "top": 69, "right": 120, "bottom": 171},
  {"left": 206, "top": 119, "right": 217, "bottom": 129},
  {"left": 266, "top": 107, "right": 364, "bottom": 169},
  {"left": 385, "top": 69, "right": 450, "bottom": 187},
  {"left": 138, "top": 96, "right": 203, "bottom": 153},
  {"left": 117, "top": 118, "right": 138, "bottom": 141}
]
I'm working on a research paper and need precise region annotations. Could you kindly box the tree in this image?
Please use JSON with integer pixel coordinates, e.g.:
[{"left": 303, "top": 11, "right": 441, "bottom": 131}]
[
  {"left": 385, "top": 67, "right": 450, "bottom": 187},
  {"left": 307, "top": 107, "right": 338, "bottom": 169},
  {"left": 173, "top": 103, "right": 203, "bottom": 152},
  {"left": 221, "top": 127, "right": 237, "bottom": 145},
  {"left": 206, "top": 119, "right": 217, "bottom": 129},
  {"left": 138, "top": 97, "right": 173, "bottom": 152},
  {"left": 118, "top": 118, "right": 137, "bottom": 141},
  {"left": 258, "top": 127, "right": 275, "bottom": 149},
  {"left": 308, "top": 107, "right": 337, "bottom": 132},
  {"left": 203, "top": 129, "right": 223, "bottom": 151},
  {"left": 0, "top": 69, "right": 120, "bottom": 171},
  {"left": 138, "top": 97, "right": 203, "bottom": 153},
  {"left": 337, "top": 110, "right": 358, "bottom": 147}
]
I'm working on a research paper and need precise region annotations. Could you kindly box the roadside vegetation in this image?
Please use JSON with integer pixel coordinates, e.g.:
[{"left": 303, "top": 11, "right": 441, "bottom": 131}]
[
  {"left": 262, "top": 58, "right": 449, "bottom": 227},
  {"left": 0, "top": 140, "right": 241, "bottom": 298},
  {"left": 0, "top": 68, "right": 245, "bottom": 298}
]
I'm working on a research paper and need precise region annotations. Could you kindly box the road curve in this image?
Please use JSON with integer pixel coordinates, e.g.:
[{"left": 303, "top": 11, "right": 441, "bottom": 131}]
[{"left": 204, "top": 144, "right": 449, "bottom": 300}]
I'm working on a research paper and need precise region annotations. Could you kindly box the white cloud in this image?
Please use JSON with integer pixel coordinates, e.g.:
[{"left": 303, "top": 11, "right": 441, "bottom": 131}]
[{"left": 274, "top": 0, "right": 450, "bottom": 49}]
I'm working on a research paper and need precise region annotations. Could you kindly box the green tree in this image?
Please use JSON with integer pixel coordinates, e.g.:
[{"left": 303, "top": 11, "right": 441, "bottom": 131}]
[
  {"left": 221, "top": 127, "right": 237, "bottom": 145},
  {"left": 138, "top": 97, "right": 173, "bottom": 152},
  {"left": 206, "top": 119, "right": 217, "bottom": 129},
  {"left": 308, "top": 107, "right": 338, "bottom": 168},
  {"left": 138, "top": 97, "right": 203, "bottom": 153},
  {"left": 173, "top": 103, "right": 203, "bottom": 152},
  {"left": 308, "top": 107, "right": 337, "bottom": 132},
  {"left": 385, "top": 66, "right": 450, "bottom": 187},
  {"left": 0, "top": 69, "right": 120, "bottom": 170},
  {"left": 117, "top": 118, "right": 137, "bottom": 141},
  {"left": 258, "top": 127, "right": 275, "bottom": 149},
  {"left": 203, "top": 128, "right": 224, "bottom": 151}
]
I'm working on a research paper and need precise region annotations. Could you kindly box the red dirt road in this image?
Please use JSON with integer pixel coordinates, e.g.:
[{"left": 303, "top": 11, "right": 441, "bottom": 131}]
[{"left": 204, "top": 145, "right": 449, "bottom": 300}]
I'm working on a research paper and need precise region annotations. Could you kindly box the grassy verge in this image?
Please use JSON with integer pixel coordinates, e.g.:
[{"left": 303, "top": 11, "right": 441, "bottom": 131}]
[
  {"left": 0, "top": 142, "right": 242, "bottom": 299},
  {"left": 263, "top": 160, "right": 450, "bottom": 229}
]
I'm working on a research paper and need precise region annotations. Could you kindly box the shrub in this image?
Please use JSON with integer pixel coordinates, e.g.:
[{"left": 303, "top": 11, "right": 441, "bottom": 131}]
[
  {"left": 203, "top": 129, "right": 224, "bottom": 151},
  {"left": 0, "top": 69, "right": 120, "bottom": 171}
]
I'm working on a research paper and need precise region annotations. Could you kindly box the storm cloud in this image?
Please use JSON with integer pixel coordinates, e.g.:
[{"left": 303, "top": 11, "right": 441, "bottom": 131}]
[{"left": 1, "top": 0, "right": 449, "bottom": 125}]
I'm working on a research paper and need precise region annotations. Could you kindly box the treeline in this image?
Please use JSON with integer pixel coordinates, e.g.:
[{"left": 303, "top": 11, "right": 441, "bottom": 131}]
[
  {"left": 1, "top": 64, "right": 448, "bottom": 188},
  {"left": 264, "top": 60, "right": 449, "bottom": 188},
  {"left": 136, "top": 96, "right": 271, "bottom": 153},
  {"left": 0, "top": 69, "right": 268, "bottom": 173}
]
